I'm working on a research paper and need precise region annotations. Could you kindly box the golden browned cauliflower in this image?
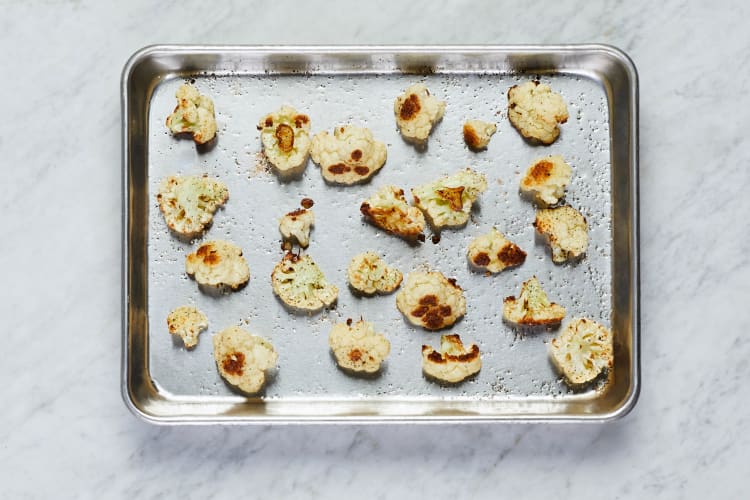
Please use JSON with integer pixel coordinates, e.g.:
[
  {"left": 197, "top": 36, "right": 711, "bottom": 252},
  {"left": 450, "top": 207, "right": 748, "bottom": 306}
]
[
  {"left": 396, "top": 271, "right": 466, "bottom": 330},
  {"left": 360, "top": 185, "right": 426, "bottom": 239},
  {"left": 166, "top": 305, "right": 208, "bottom": 349},
  {"left": 165, "top": 83, "right": 217, "bottom": 144},
  {"left": 422, "top": 334, "right": 481, "bottom": 383},
  {"left": 463, "top": 120, "right": 497, "bottom": 150},
  {"left": 185, "top": 240, "right": 250, "bottom": 290},
  {"left": 271, "top": 253, "right": 338, "bottom": 312},
  {"left": 347, "top": 252, "right": 403, "bottom": 295},
  {"left": 520, "top": 155, "right": 572, "bottom": 206},
  {"left": 310, "top": 125, "right": 387, "bottom": 185},
  {"left": 534, "top": 205, "right": 588, "bottom": 263},
  {"left": 467, "top": 228, "right": 526, "bottom": 273},
  {"left": 411, "top": 168, "right": 488, "bottom": 229},
  {"left": 503, "top": 276, "right": 566, "bottom": 326},
  {"left": 156, "top": 175, "right": 229, "bottom": 238},
  {"left": 258, "top": 105, "right": 312, "bottom": 178},
  {"left": 507, "top": 80, "right": 568, "bottom": 145},
  {"left": 279, "top": 208, "right": 314, "bottom": 248},
  {"left": 394, "top": 83, "right": 446, "bottom": 144},
  {"left": 328, "top": 319, "right": 390, "bottom": 374},
  {"left": 213, "top": 326, "right": 278, "bottom": 394},
  {"left": 550, "top": 318, "right": 613, "bottom": 386}
]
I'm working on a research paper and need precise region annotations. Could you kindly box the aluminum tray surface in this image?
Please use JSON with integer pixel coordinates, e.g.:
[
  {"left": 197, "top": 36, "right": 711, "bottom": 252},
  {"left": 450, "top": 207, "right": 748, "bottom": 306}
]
[{"left": 122, "top": 46, "right": 639, "bottom": 423}]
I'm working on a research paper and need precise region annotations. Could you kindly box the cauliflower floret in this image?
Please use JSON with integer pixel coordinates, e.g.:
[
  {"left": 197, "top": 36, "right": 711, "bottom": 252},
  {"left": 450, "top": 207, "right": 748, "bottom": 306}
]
[
  {"left": 411, "top": 168, "right": 488, "bottom": 229},
  {"left": 279, "top": 208, "right": 314, "bottom": 248},
  {"left": 422, "top": 334, "right": 481, "bottom": 384},
  {"left": 329, "top": 319, "right": 390, "bottom": 374},
  {"left": 360, "top": 185, "right": 426, "bottom": 239},
  {"left": 396, "top": 271, "right": 466, "bottom": 330},
  {"left": 507, "top": 80, "right": 568, "bottom": 145},
  {"left": 534, "top": 205, "right": 588, "bottom": 263},
  {"left": 467, "top": 228, "right": 526, "bottom": 273},
  {"left": 156, "top": 175, "right": 229, "bottom": 238},
  {"left": 463, "top": 120, "right": 497, "bottom": 150},
  {"left": 310, "top": 125, "right": 387, "bottom": 185},
  {"left": 394, "top": 83, "right": 446, "bottom": 144},
  {"left": 166, "top": 305, "right": 208, "bottom": 349},
  {"left": 185, "top": 240, "right": 250, "bottom": 290},
  {"left": 550, "top": 318, "right": 613, "bottom": 386},
  {"left": 271, "top": 253, "right": 338, "bottom": 312},
  {"left": 520, "top": 155, "right": 572, "bottom": 206},
  {"left": 503, "top": 276, "right": 566, "bottom": 326},
  {"left": 347, "top": 252, "right": 402, "bottom": 295},
  {"left": 258, "top": 105, "right": 312, "bottom": 178},
  {"left": 165, "top": 83, "right": 217, "bottom": 144},
  {"left": 213, "top": 326, "right": 278, "bottom": 394}
]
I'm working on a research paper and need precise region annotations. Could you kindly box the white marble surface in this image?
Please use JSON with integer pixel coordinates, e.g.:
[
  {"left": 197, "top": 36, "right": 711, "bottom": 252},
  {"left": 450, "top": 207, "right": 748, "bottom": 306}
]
[{"left": 1, "top": 0, "right": 748, "bottom": 498}]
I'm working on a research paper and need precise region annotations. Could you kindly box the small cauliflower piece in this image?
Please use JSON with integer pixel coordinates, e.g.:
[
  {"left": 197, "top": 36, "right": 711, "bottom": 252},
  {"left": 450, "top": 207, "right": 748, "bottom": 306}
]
[
  {"left": 507, "top": 80, "right": 569, "bottom": 145},
  {"left": 156, "top": 175, "right": 229, "bottom": 238},
  {"left": 165, "top": 83, "right": 217, "bottom": 144},
  {"left": 467, "top": 228, "right": 526, "bottom": 273},
  {"left": 550, "top": 318, "right": 613, "bottom": 386},
  {"left": 534, "top": 205, "right": 588, "bottom": 263},
  {"left": 360, "top": 185, "right": 426, "bottom": 239},
  {"left": 411, "top": 168, "right": 488, "bottom": 229},
  {"left": 520, "top": 155, "right": 572, "bottom": 206},
  {"left": 258, "top": 105, "right": 312, "bottom": 178},
  {"left": 463, "top": 120, "right": 497, "bottom": 150},
  {"left": 271, "top": 253, "right": 338, "bottom": 312},
  {"left": 503, "top": 276, "right": 566, "bottom": 326},
  {"left": 310, "top": 125, "right": 387, "bottom": 185},
  {"left": 213, "top": 326, "right": 278, "bottom": 394},
  {"left": 394, "top": 83, "right": 446, "bottom": 144},
  {"left": 185, "top": 240, "right": 250, "bottom": 290},
  {"left": 422, "top": 334, "right": 481, "bottom": 384},
  {"left": 329, "top": 319, "right": 390, "bottom": 374},
  {"left": 279, "top": 208, "right": 314, "bottom": 248},
  {"left": 396, "top": 271, "right": 466, "bottom": 331},
  {"left": 166, "top": 306, "right": 208, "bottom": 349},
  {"left": 347, "top": 252, "right": 403, "bottom": 295}
]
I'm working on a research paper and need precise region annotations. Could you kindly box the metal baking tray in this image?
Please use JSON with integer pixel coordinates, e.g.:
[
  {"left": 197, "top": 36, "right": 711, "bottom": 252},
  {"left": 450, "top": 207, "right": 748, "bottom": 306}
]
[{"left": 122, "top": 45, "right": 639, "bottom": 424}]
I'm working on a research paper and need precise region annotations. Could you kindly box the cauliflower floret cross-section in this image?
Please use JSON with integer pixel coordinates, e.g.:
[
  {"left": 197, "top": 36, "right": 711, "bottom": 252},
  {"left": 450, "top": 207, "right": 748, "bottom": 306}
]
[
  {"left": 311, "top": 125, "right": 387, "bottom": 185},
  {"left": 166, "top": 306, "right": 208, "bottom": 349},
  {"left": 412, "top": 168, "right": 488, "bottom": 229},
  {"left": 507, "top": 80, "right": 569, "bottom": 145},
  {"left": 550, "top": 318, "right": 613, "bottom": 386},
  {"left": 422, "top": 334, "right": 482, "bottom": 384},
  {"left": 396, "top": 271, "right": 466, "bottom": 331},
  {"left": 279, "top": 208, "right": 315, "bottom": 248},
  {"left": 347, "top": 252, "right": 403, "bottom": 295},
  {"left": 463, "top": 120, "right": 497, "bottom": 150},
  {"left": 165, "top": 83, "right": 217, "bottom": 144},
  {"left": 503, "top": 276, "right": 566, "bottom": 326},
  {"left": 329, "top": 319, "right": 391, "bottom": 374},
  {"left": 360, "top": 185, "right": 426, "bottom": 240},
  {"left": 467, "top": 228, "right": 526, "bottom": 274},
  {"left": 394, "top": 83, "right": 446, "bottom": 145},
  {"left": 185, "top": 240, "right": 250, "bottom": 291},
  {"left": 258, "top": 105, "right": 312, "bottom": 178},
  {"left": 271, "top": 253, "right": 338, "bottom": 312},
  {"left": 213, "top": 326, "right": 278, "bottom": 394},
  {"left": 534, "top": 205, "right": 588, "bottom": 263},
  {"left": 520, "top": 155, "right": 572, "bottom": 206},
  {"left": 156, "top": 175, "right": 229, "bottom": 238}
]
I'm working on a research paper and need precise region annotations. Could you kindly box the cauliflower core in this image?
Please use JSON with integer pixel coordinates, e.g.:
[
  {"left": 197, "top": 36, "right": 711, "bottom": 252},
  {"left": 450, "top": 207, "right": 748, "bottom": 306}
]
[
  {"left": 360, "top": 185, "right": 426, "bottom": 239},
  {"left": 422, "top": 334, "right": 481, "bottom": 383},
  {"left": 412, "top": 168, "right": 488, "bottom": 229},
  {"left": 550, "top": 318, "right": 613, "bottom": 386},
  {"left": 329, "top": 319, "right": 390, "bottom": 374},
  {"left": 156, "top": 175, "right": 229, "bottom": 238},
  {"left": 520, "top": 155, "right": 572, "bottom": 206},
  {"left": 311, "top": 125, "right": 387, "bottom": 185},
  {"left": 271, "top": 253, "right": 338, "bottom": 312},
  {"left": 396, "top": 271, "right": 466, "bottom": 330},
  {"left": 503, "top": 276, "right": 566, "bottom": 326},
  {"left": 258, "top": 105, "right": 312, "bottom": 177},
  {"left": 166, "top": 306, "right": 208, "bottom": 349},
  {"left": 394, "top": 83, "right": 446, "bottom": 144},
  {"left": 347, "top": 252, "right": 403, "bottom": 295},
  {"left": 279, "top": 208, "right": 314, "bottom": 248},
  {"left": 507, "top": 81, "right": 569, "bottom": 145},
  {"left": 213, "top": 326, "right": 278, "bottom": 394},
  {"left": 185, "top": 240, "right": 250, "bottom": 290},
  {"left": 165, "top": 83, "right": 217, "bottom": 144},
  {"left": 467, "top": 228, "right": 526, "bottom": 273},
  {"left": 534, "top": 205, "right": 588, "bottom": 263},
  {"left": 463, "top": 120, "right": 497, "bottom": 150}
]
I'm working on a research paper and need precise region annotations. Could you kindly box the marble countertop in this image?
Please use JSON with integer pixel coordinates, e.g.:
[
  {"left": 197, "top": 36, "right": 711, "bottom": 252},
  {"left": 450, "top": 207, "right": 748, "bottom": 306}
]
[{"left": 2, "top": 0, "right": 747, "bottom": 498}]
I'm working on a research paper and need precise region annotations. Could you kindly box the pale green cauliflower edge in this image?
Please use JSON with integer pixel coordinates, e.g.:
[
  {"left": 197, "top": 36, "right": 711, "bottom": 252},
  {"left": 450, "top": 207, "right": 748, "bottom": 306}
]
[
  {"left": 271, "top": 253, "right": 338, "bottom": 312},
  {"left": 156, "top": 175, "right": 229, "bottom": 238},
  {"left": 411, "top": 168, "right": 488, "bottom": 229},
  {"left": 165, "top": 83, "right": 217, "bottom": 144}
]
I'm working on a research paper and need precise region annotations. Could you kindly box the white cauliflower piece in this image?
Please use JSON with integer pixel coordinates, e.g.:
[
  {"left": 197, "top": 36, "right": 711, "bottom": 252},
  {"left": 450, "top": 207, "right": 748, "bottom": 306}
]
[
  {"left": 258, "top": 105, "right": 312, "bottom": 178},
  {"left": 467, "top": 228, "right": 526, "bottom": 273},
  {"left": 166, "top": 306, "right": 208, "bottom": 349},
  {"left": 520, "top": 155, "right": 572, "bottom": 206},
  {"left": 329, "top": 319, "right": 390, "bottom": 374},
  {"left": 347, "top": 252, "right": 402, "bottom": 295},
  {"left": 213, "top": 326, "right": 278, "bottom": 394},
  {"left": 422, "top": 334, "right": 481, "bottom": 384},
  {"left": 360, "top": 185, "right": 426, "bottom": 239},
  {"left": 185, "top": 240, "right": 250, "bottom": 290},
  {"left": 394, "top": 83, "right": 446, "bottom": 144},
  {"left": 165, "top": 83, "right": 217, "bottom": 144},
  {"left": 534, "top": 206, "right": 588, "bottom": 263},
  {"left": 507, "top": 80, "right": 568, "bottom": 145},
  {"left": 279, "top": 208, "right": 314, "bottom": 248},
  {"left": 463, "top": 120, "right": 497, "bottom": 150},
  {"left": 271, "top": 253, "right": 338, "bottom": 312},
  {"left": 503, "top": 276, "right": 566, "bottom": 326},
  {"left": 550, "top": 318, "right": 613, "bottom": 386},
  {"left": 396, "top": 271, "right": 466, "bottom": 331},
  {"left": 156, "top": 175, "right": 229, "bottom": 238},
  {"left": 310, "top": 125, "right": 387, "bottom": 185},
  {"left": 411, "top": 168, "right": 488, "bottom": 229}
]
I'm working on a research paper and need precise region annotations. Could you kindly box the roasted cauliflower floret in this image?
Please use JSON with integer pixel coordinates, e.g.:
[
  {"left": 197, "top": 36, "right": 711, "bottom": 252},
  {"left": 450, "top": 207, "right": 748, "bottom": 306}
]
[
  {"left": 507, "top": 80, "right": 569, "bottom": 145},
  {"left": 394, "top": 83, "right": 446, "bottom": 144},
  {"left": 520, "top": 155, "right": 572, "bottom": 206},
  {"left": 310, "top": 125, "right": 387, "bottom": 185},
  {"left": 347, "top": 252, "right": 402, "bottom": 295},
  {"left": 165, "top": 83, "right": 217, "bottom": 144},
  {"left": 411, "top": 168, "right": 488, "bottom": 229},
  {"left": 534, "top": 205, "right": 588, "bottom": 263},
  {"left": 166, "top": 306, "right": 208, "bottom": 349},
  {"left": 185, "top": 240, "right": 250, "bottom": 290},
  {"left": 271, "top": 253, "right": 338, "bottom": 312},
  {"left": 463, "top": 120, "right": 497, "bottom": 150},
  {"left": 329, "top": 319, "right": 390, "bottom": 374},
  {"left": 156, "top": 175, "right": 229, "bottom": 238},
  {"left": 360, "top": 185, "right": 426, "bottom": 239},
  {"left": 550, "top": 318, "right": 613, "bottom": 386},
  {"left": 258, "top": 105, "right": 312, "bottom": 178},
  {"left": 396, "top": 271, "right": 466, "bottom": 330},
  {"left": 503, "top": 276, "right": 566, "bottom": 326},
  {"left": 422, "top": 334, "right": 481, "bottom": 384},
  {"left": 213, "top": 326, "right": 278, "bottom": 394},
  {"left": 467, "top": 228, "right": 526, "bottom": 273},
  {"left": 279, "top": 208, "right": 314, "bottom": 248}
]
